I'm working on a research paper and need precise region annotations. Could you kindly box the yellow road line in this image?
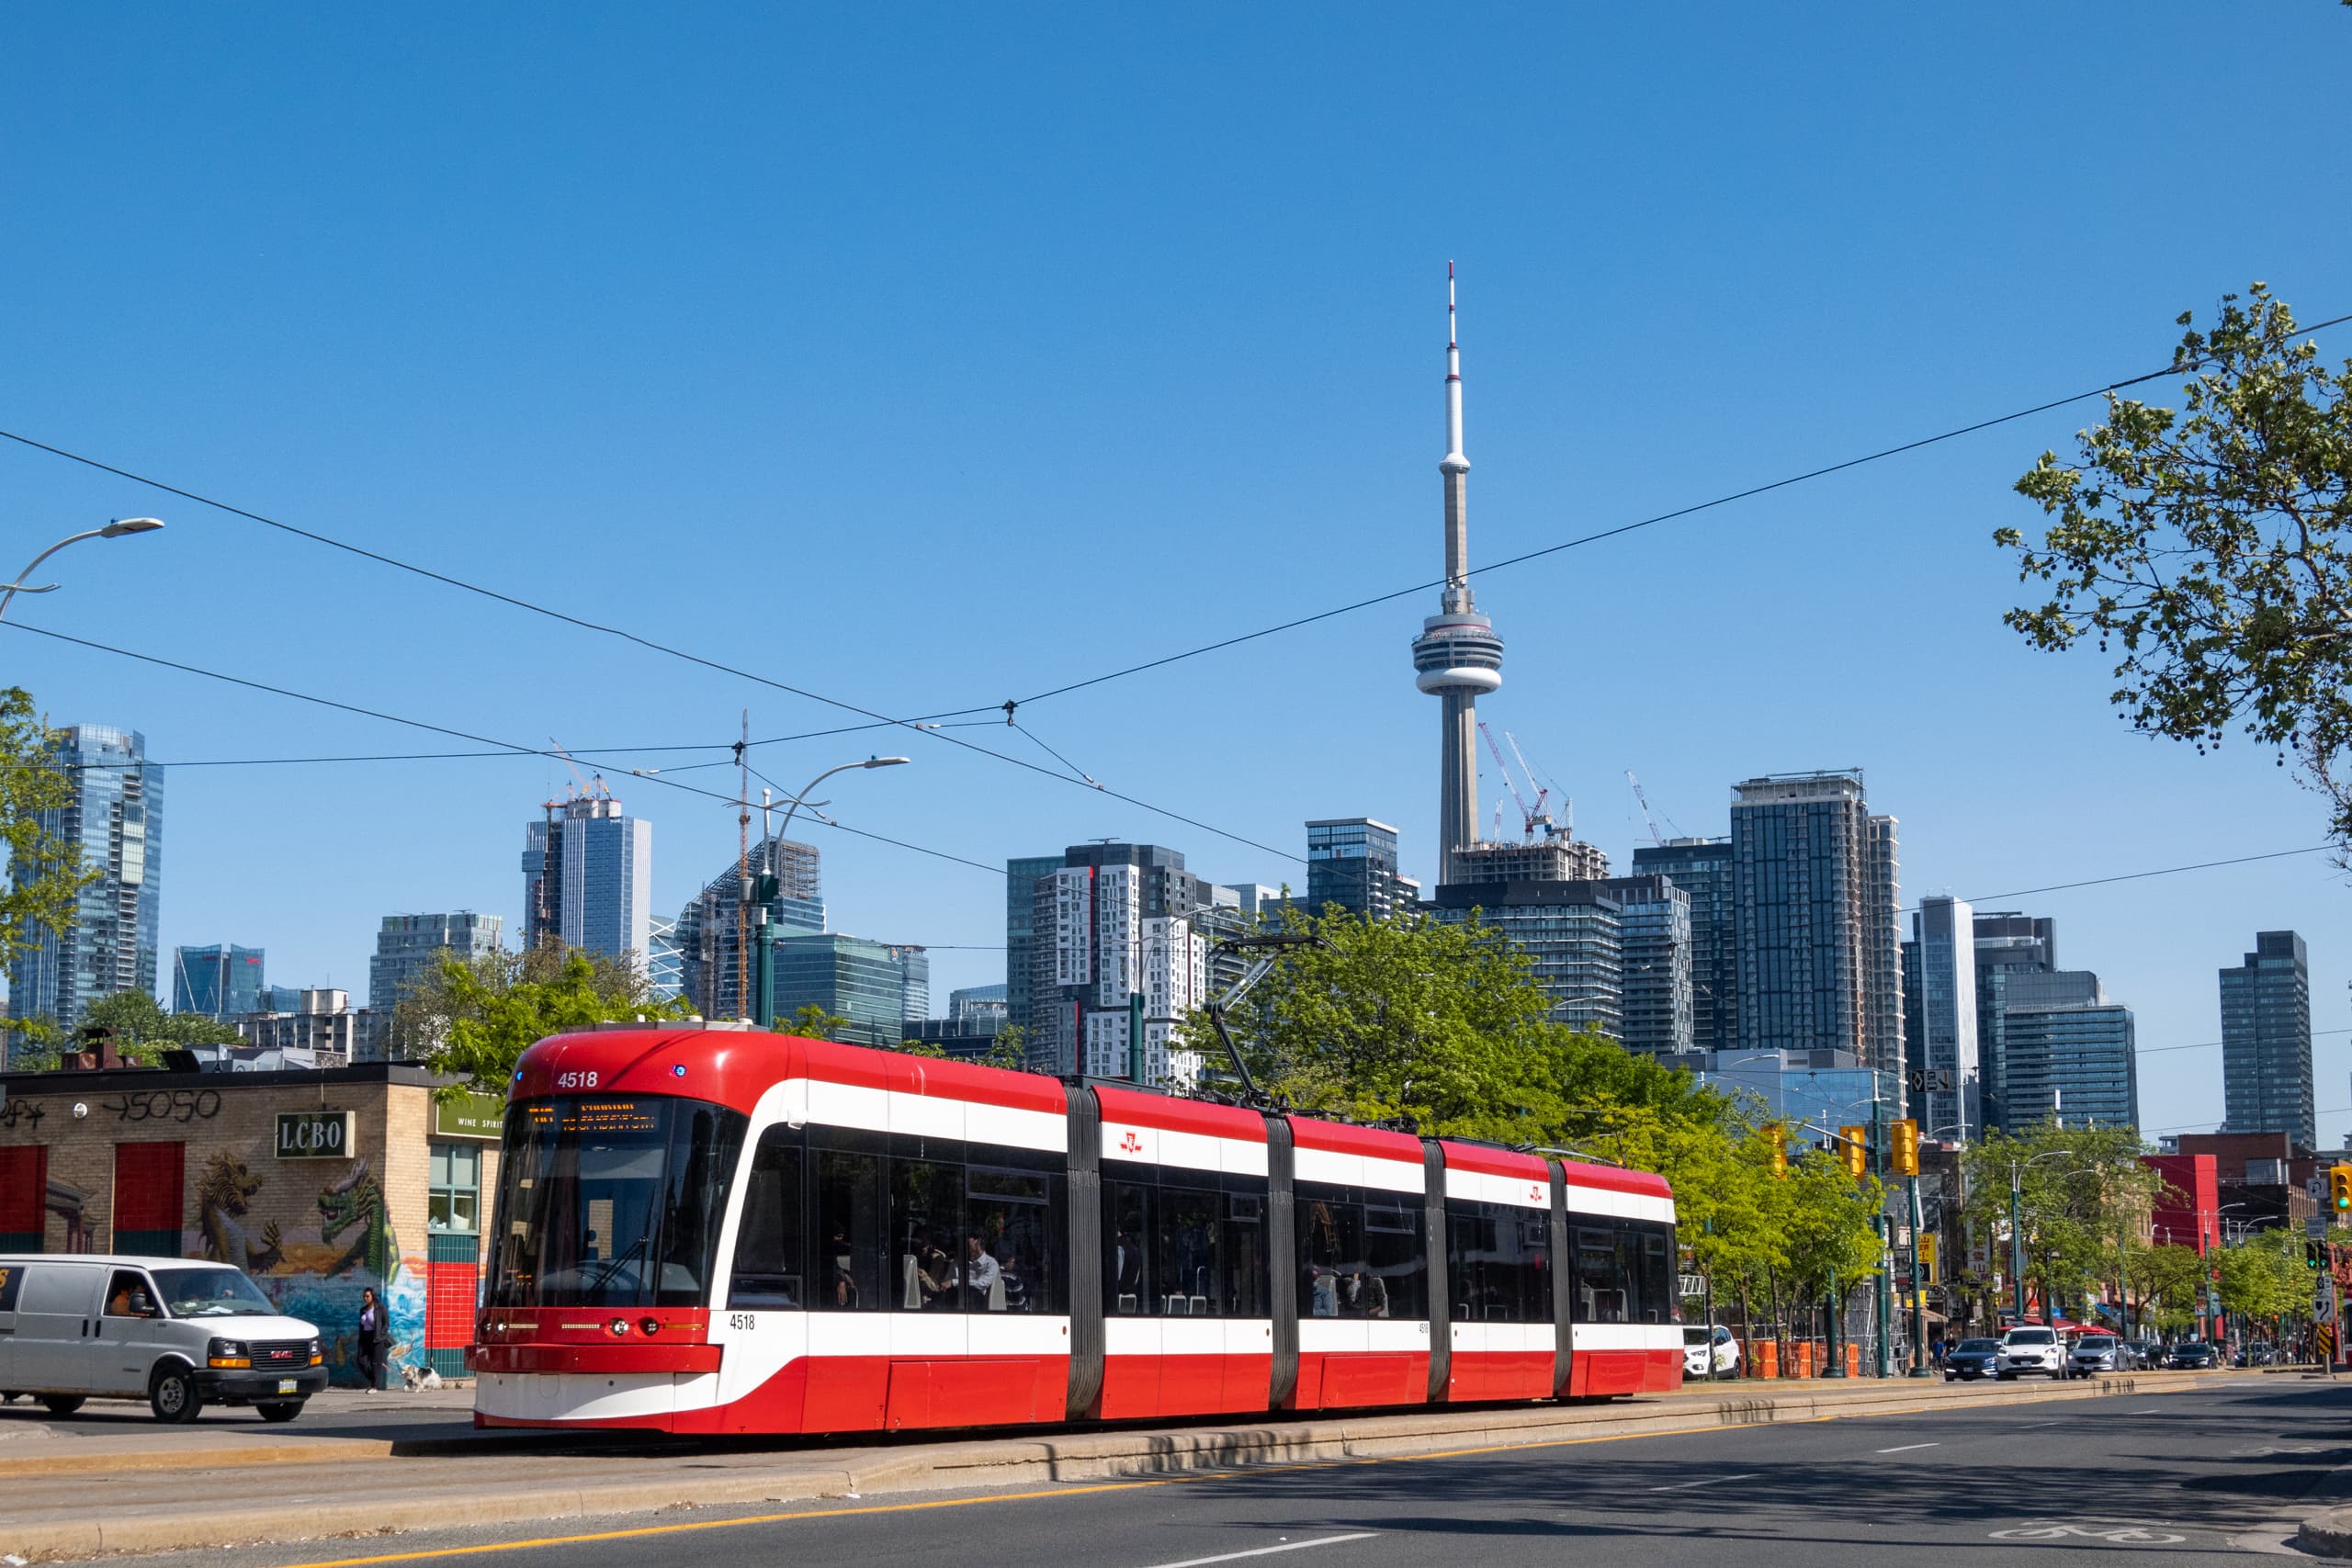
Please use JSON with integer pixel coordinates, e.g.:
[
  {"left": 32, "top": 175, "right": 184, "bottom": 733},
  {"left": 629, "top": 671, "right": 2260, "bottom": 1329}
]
[{"left": 262, "top": 1382, "right": 2187, "bottom": 1568}]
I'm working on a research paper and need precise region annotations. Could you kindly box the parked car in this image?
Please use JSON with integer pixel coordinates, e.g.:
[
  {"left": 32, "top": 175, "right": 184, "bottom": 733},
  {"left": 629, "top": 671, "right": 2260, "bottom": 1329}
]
[
  {"left": 2247, "top": 1342, "right": 2282, "bottom": 1366},
  {"left": 2070, "top": 1332, "right": 2127, "bottom": 1375},
  {"left": 1943, "top": 1337, "right": 2002, "bottom": 1381},
  {"left": 2125, "top": 1339, "right": 2164, "bottom": 1370},
  {"left": 1682, "top": 1324, "right": 1740, "bottom": 1378},
  {"left": 1996, "top": 1325, "right": 2069, "bottom": 1380},
  {"left": 0, "top": 1255, "right": 325, "bottom": 1423},
  {"left": 2168, "top": 1340, "right": 2219, "bottom": 1370}
]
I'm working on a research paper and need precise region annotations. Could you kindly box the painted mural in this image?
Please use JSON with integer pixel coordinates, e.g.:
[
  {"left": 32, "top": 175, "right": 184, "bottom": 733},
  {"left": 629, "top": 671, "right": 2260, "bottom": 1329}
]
[{"left": 192, "top": 1153, "right": 427, "bottom": 1387}]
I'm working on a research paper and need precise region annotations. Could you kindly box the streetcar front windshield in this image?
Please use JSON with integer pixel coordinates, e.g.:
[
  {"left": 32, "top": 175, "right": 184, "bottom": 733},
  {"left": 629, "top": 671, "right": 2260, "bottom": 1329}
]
[{"left": 487, "top": 1095, "right": 748, "bottom": 1310}]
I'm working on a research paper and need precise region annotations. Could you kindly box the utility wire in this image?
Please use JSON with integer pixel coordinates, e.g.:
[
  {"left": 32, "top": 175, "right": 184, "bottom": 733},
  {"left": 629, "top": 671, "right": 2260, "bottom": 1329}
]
[
  {"left": 1944, "top": 845, "right": 2335, "bottom": 910},
  {"left": 1012, "top": 311, "right": 2352, "bottom": 707},
  {"left": 2140, "top": 1026, "right": 2352, "bottom": 1057},
  {"left": 1, "top": 620, "right": 1005, "bottom": 877},
  {"left": 0, "top": 427, "right": 1295, "bottom": 860}
]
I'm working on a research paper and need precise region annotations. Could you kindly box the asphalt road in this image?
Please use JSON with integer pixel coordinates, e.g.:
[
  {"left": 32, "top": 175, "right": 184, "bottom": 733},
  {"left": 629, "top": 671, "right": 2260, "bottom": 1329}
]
[{"left": 119, "top": 1375, "right": 2352, "bottom": 1568}]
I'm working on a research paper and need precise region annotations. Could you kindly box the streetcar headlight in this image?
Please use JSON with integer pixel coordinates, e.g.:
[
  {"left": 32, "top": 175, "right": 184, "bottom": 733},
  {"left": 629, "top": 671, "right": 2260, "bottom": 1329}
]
[{"left": 607, "top": 1317, "right": 630, "bottom": 1336}]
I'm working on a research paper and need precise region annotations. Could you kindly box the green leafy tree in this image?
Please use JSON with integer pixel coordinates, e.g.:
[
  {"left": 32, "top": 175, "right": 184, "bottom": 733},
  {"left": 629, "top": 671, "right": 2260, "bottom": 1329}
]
[
  {"left": 785, "top": 1003, "right": 850, "bottom": 1040},
  {"left": 1962, "top": 1121, "right": 2158, "bottom": 1320},
  {"left": 894, "top": 1035, "right": 950, "bottom": 1059},
  {"left": 2132, "top": 1243, "right": 2210, "bottom": 1335},
  {"left": 2217, "top": 1230, "right": 2307, "bottom": 1324},
  {"left": 978, "top": 1022, "right": 1034, "bottom": 1073},
  {"left": 77, "top": 990, "right": 243, "bottom": 1066},
  {"left": 0, "top": 687, "right": 96, "bottom": 1065},
  {"left": 1997, "top": 286, "right": 2352, "bottom": 851},
  {"left": 407, "top": 944, "right": 688, "bottom": 1094}
]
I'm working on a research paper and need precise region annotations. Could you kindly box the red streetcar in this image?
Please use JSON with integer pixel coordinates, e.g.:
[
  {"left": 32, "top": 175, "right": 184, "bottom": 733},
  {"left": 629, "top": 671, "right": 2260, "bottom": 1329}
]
[{"left": 470, "top": 1026, "right": 1680, "bottom": 1433}]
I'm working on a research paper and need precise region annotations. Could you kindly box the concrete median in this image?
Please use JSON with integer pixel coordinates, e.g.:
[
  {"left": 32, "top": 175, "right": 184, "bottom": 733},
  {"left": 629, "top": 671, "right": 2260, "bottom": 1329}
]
[{"left": 0, "top": 1371, "right": 2213, "bottom": 1562}]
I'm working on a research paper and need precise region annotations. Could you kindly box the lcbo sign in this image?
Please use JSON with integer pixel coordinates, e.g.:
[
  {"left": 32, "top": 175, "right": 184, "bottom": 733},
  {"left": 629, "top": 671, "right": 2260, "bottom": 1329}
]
[{"left": 275, "top": 1110, "right": 354, "bottom": 1159}]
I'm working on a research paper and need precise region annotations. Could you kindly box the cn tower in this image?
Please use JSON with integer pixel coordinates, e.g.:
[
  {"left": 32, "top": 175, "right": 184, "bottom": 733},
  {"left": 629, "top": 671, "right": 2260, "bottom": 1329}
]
[{"left": 1410, "top": 263, "right": 1503, "bottom": 886}]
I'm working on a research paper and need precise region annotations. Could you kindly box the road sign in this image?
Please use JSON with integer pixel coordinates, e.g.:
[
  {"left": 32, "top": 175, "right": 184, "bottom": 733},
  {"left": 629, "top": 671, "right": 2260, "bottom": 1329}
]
[{"left": 2311, "top": 1214, "right": 2332, "bottom": 1240}]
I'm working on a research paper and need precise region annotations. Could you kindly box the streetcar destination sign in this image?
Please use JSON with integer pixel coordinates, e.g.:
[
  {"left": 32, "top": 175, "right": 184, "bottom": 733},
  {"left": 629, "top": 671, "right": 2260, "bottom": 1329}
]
[{"left": 275, "top": 1110, "right": 354, "bottom": 1159}]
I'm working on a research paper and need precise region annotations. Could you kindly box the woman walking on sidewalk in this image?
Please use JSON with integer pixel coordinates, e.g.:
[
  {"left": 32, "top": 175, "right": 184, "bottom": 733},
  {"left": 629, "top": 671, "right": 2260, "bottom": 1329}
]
[{"left": 355, "top": 1287, "right": 388, "bottom": 1393}]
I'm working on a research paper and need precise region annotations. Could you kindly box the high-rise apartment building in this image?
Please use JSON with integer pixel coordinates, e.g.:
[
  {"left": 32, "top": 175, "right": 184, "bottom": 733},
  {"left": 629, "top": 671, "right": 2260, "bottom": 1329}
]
[
  {"left": 1430, "top": 879, "right": 1623, "bottom": 1037},
  {"left": 1973, "top": 911, "right": 2056, "bottom": 1133},
  {"left": 172, "top": 944, "right": 266, "bottom": 1021},
  {"left": 1003, "top": 855, "right": 1064, "bottom": 1033},
  {"left": 1450, "top": 832, "right": 1609, "bottom": 885},
  {"left": 6, "top": 725, "right": 164, "bottom": 1050},
  {"left": 519, "top": 787, "right": 652, "bottom": 964},
  {"left": 1028, "top": 843, "right": 1211, "bottom": 1083},
  {"left": 2221, "top": 931, "right": 2314, "bottom": 1148},
  {"left": 1998, "top": 969, "right": 2137, "bottom": 1132},
  {"left": 1632, "top": 837, "right": 1736, "bottom": 1053},
  {"left": 368, "top": 911, "right": 503, "bottom": 1059},
  {"left": 1305, "top": 818, "right": 1421, "bottom": 921},
  {"left": 676, "top": 837, "right": 823, "bottom": 1021},
  {"left": 1597, "top": 874, "right": 1691, "bottom": 1055},
  {"left": 1903, "top": 897, "right": 1980, "bottom": 1139},
  {"left": 1729, "top": 770, "right": 1902, "bottom": 1071},
  {"left": 235, "top": 987, "right": 368, "bottom": 1064}
]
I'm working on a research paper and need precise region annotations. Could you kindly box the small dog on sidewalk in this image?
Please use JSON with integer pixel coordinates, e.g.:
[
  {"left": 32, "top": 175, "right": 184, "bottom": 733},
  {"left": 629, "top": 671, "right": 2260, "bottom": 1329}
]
[{"left": 398, "top": 1365, "right": 445, "bottom": 1392}]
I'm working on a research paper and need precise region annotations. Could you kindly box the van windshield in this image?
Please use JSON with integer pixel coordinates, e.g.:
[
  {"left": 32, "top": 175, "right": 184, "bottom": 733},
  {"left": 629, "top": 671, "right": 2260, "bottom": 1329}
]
[{"left": 153, "top": 1268, "right": 277, "bottom": 1317}]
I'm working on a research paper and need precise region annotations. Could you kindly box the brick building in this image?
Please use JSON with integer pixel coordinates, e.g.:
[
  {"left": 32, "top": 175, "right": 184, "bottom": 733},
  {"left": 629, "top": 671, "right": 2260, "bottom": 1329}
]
[{"left": 0, "top": 1061, "right": 501, "bottom": 1383}]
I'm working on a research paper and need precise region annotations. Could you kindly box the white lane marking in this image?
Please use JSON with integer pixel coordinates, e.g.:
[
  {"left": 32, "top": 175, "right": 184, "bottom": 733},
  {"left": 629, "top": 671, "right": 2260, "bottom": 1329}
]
[
  {"left": 1140, "top": 1535, "right": 1379, "bottom": 1568},
  {"left": 1990, "top": 1523, "right": 2185, "bottom": 1544},
  {"left": 1647, "top": 1472, "right": 1760, "bottom": 1492},
  {"left": 1875, "top": 1442, "right": 1940, "bottom": 1453},
  {"left": 2016, "top": 1420, "right": 2062, "bottom": 1427}
]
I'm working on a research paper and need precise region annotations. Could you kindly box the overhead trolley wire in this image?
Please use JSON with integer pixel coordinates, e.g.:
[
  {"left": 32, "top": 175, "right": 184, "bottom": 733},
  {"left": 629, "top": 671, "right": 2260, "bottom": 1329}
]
[
  {"left": 1, "top": 619, "right": 1007, "bottom": 878},
  {"left": 1010, "top": 311, "right": 2352, "bottom": 708}
]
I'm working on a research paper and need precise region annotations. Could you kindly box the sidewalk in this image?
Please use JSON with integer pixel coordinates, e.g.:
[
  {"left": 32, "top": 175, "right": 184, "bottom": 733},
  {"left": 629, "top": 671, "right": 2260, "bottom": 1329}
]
[{"left": 0, "top": 1371, "right": 2216, "bottom": 1562}]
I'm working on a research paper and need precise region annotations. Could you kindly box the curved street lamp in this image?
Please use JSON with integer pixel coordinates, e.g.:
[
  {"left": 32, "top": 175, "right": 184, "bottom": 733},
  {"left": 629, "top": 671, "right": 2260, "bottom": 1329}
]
[
  {"left": 748, "top": 756, "right": 911, "bottom": 1026},
  {"left": 0, "top": 518, "right": 165, "bottom": 623}
]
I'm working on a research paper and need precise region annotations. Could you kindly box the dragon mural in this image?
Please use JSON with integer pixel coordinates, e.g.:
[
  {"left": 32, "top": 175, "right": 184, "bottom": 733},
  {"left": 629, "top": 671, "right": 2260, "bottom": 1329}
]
[
  {"left": 317, "top": 1157, "right": 399, "bottom": 1279},
  {"left": 198, "top": 1151, "right": 283, "bottom": 1272}
]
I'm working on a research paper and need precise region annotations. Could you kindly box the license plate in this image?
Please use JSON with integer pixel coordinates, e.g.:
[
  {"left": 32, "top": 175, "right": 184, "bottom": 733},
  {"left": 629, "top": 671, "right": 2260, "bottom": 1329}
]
[{"left": 277, "top": 1379, "right": 297, "bottom": 1393}]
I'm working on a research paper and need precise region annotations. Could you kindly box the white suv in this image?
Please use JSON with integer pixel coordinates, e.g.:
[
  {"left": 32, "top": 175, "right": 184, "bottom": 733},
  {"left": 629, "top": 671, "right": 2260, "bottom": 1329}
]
[{"left": 1996, "top": 1326, "right": 2068, "bottom": 1380}]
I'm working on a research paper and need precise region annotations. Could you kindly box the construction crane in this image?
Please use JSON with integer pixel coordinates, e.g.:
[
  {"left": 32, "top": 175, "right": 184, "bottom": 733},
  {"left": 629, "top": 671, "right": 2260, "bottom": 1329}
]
[
  {"left": 1504, "top": 731, "right": 1562, "bottom": 836},
  {"left": 1476, "top": 721, "right": 1548, "bottom": 840},
  {"left": 1624, "top": 769, "right": 1679, "bottom": 847}
]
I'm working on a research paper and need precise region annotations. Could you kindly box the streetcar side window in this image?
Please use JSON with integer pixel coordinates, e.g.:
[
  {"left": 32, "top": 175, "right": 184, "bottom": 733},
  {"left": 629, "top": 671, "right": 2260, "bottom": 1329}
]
[
  {"left": 892, "top": 1153, "right": 966, "bottom": 1312},
  {"left": 727, "top": 1127, "right": 805, "bottom": 1310},
  {"left": 1298, "top": 1180, "right": 1426, "bottom": 1321},
  {"left": 1445, "top": 1198, "right": 1549, "bottom": 1324},
  {"left": 966, "top": 1151, "right": 1063, "bottom": 1315},
  {"left": 1568, "top": 1217, "right": 1675, "bottom": 1324},
  {"left": 810, "top": 1132, "right": 886, "bottom": 1312},
  {"left": 1104, "top": 1163, "right": 1270, "bottom": 1318}
]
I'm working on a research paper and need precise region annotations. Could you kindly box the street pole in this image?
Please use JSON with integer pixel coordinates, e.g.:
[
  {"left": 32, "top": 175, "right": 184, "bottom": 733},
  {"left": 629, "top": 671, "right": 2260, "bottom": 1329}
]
[
  {"left": 2010, "top": 1162, "right": 2027, "bottom": 1323},
  {"left": 753, "top": 905, "right": 775, "bottom": 1029},
  {"left": 0, "top": 517, "right": 164, "bottom": 624},
  {"left": 1874, "top": 1093, "right": 1893, "bottom": 1378},
  {"left": 1907, "top": 1171, "right": 1932, "bottom": 1376}
]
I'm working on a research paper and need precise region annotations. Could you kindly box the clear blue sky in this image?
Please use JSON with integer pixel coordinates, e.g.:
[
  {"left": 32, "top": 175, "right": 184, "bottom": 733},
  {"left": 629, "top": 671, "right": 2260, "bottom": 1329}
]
[{"left": 5, "top": 5, "right": 2348, "bottom": 1140}]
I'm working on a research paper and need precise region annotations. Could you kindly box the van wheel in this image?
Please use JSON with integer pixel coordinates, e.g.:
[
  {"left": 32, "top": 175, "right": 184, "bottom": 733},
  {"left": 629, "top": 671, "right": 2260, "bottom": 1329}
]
[
  {"left": 40, "top": 1395, "right": 85, "bottom": 1416},
  {"left": 254, "top": 1401, "right": 304, "bottom": 1423},
  {"left": 150, "top": 1366, "right": 204, "bottom": 1424}
]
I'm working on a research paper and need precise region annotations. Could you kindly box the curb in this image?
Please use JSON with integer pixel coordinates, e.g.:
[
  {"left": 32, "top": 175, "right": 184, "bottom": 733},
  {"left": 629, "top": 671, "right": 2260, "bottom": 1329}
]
[
  {"left": 0, "top": 1372, "right": 2199, "bottom": 1562},
  {"left": 2304, "top": 1507, "right": 2352, "bottom": 1558}
]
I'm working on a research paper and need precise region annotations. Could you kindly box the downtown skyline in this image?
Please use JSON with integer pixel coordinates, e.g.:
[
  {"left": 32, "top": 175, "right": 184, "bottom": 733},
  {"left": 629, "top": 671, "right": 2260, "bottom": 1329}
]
[{"left": 3, "top": 5, "right": 2347, "bottom": 1142}]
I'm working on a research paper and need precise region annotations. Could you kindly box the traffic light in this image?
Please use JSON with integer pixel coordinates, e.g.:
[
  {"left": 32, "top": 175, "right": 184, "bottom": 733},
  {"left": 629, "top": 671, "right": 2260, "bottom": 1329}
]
[
  {"left": 2331, "top": 1164, "right": 2352, "bottom": 1214},
  {"left": 1890, "top": 1118, "right": 1920, "bottom": 1177},
  {"left": 2308, "top": 1241, "right": 2326, "bottom": 1272},
  {"left": 1767, "top": 1125, "right": 1789, "bottom": 1179},
  {"left": 1838, "top": 1124, "right": 1870, "bottom": 1181}
]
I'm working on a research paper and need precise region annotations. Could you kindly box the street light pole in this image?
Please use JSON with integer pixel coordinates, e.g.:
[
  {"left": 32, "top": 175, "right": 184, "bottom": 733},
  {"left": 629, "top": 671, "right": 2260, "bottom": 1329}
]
[
  {"left": 0, "top": 518, "right": 165, "bottom": 623},
  {"left": 2010, "top": 1149, "right": 2075, "bottom": 1323},
  {"left": 752, "top": 756, "right": 911, "bottom": 1029}
]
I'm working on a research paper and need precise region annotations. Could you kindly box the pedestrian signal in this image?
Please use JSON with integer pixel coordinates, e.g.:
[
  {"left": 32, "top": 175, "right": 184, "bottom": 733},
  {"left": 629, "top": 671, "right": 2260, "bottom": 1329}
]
[
  {"left": 1838, "top": 1125, "right": 1869, "bottom": 1181},
  {"left": 1890, "top": 1118, "right": 1920, "bottom": 1176},
  {"left": 2331, "top": 1164, "right": 2352, "bottom": 1213}
]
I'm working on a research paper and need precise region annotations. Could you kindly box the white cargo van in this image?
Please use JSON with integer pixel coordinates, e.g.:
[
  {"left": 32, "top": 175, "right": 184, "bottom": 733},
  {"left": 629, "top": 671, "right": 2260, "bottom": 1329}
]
[{"left": 0, "top": 1255, "right": 326, "bottom": 1422}]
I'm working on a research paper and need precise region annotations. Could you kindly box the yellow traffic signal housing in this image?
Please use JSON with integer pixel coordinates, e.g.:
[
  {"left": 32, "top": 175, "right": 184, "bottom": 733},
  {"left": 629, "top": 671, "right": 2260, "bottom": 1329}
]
[
  {"left": 1890, "top": 1119, "right": 1920, "bottom": 1176},
  {"left": 2332, "top": 1164, "right": 2352, "bottom": 1215},
  {"left": 1838, "top": 1124, "right": 1870, "bottom": 1180}
]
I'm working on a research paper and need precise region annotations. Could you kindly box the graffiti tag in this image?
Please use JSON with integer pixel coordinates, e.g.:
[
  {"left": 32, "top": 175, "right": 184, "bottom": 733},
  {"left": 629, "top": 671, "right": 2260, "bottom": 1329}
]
[
  {"left": 0, "top": 1098, "right": 45, "bottom": 1131},
  {"left": 101, "top": 1089, "right": 221, "bottom": 1123}
]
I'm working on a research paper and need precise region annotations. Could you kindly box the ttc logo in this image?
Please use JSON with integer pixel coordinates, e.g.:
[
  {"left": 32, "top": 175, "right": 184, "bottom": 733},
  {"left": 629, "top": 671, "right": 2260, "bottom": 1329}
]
[
  {"left": 1118, "top": 1131, "right": 1144, "bottom": 1155},
  {"left": 1528, "top": 1184, "right": 1545, "bottom": 1203}
]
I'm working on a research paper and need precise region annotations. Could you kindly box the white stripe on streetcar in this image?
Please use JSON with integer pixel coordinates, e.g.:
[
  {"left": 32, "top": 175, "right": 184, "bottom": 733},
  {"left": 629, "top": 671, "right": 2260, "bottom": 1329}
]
[{"left": 1139, "top": 1534, "right": 1380, "bottom": 1568}]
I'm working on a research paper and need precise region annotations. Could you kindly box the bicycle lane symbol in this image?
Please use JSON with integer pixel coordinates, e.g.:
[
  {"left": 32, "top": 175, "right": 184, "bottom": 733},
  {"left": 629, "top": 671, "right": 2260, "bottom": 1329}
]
[{"left": 1988, "top": 1521, "right": 2188, "bottom": 1545}]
